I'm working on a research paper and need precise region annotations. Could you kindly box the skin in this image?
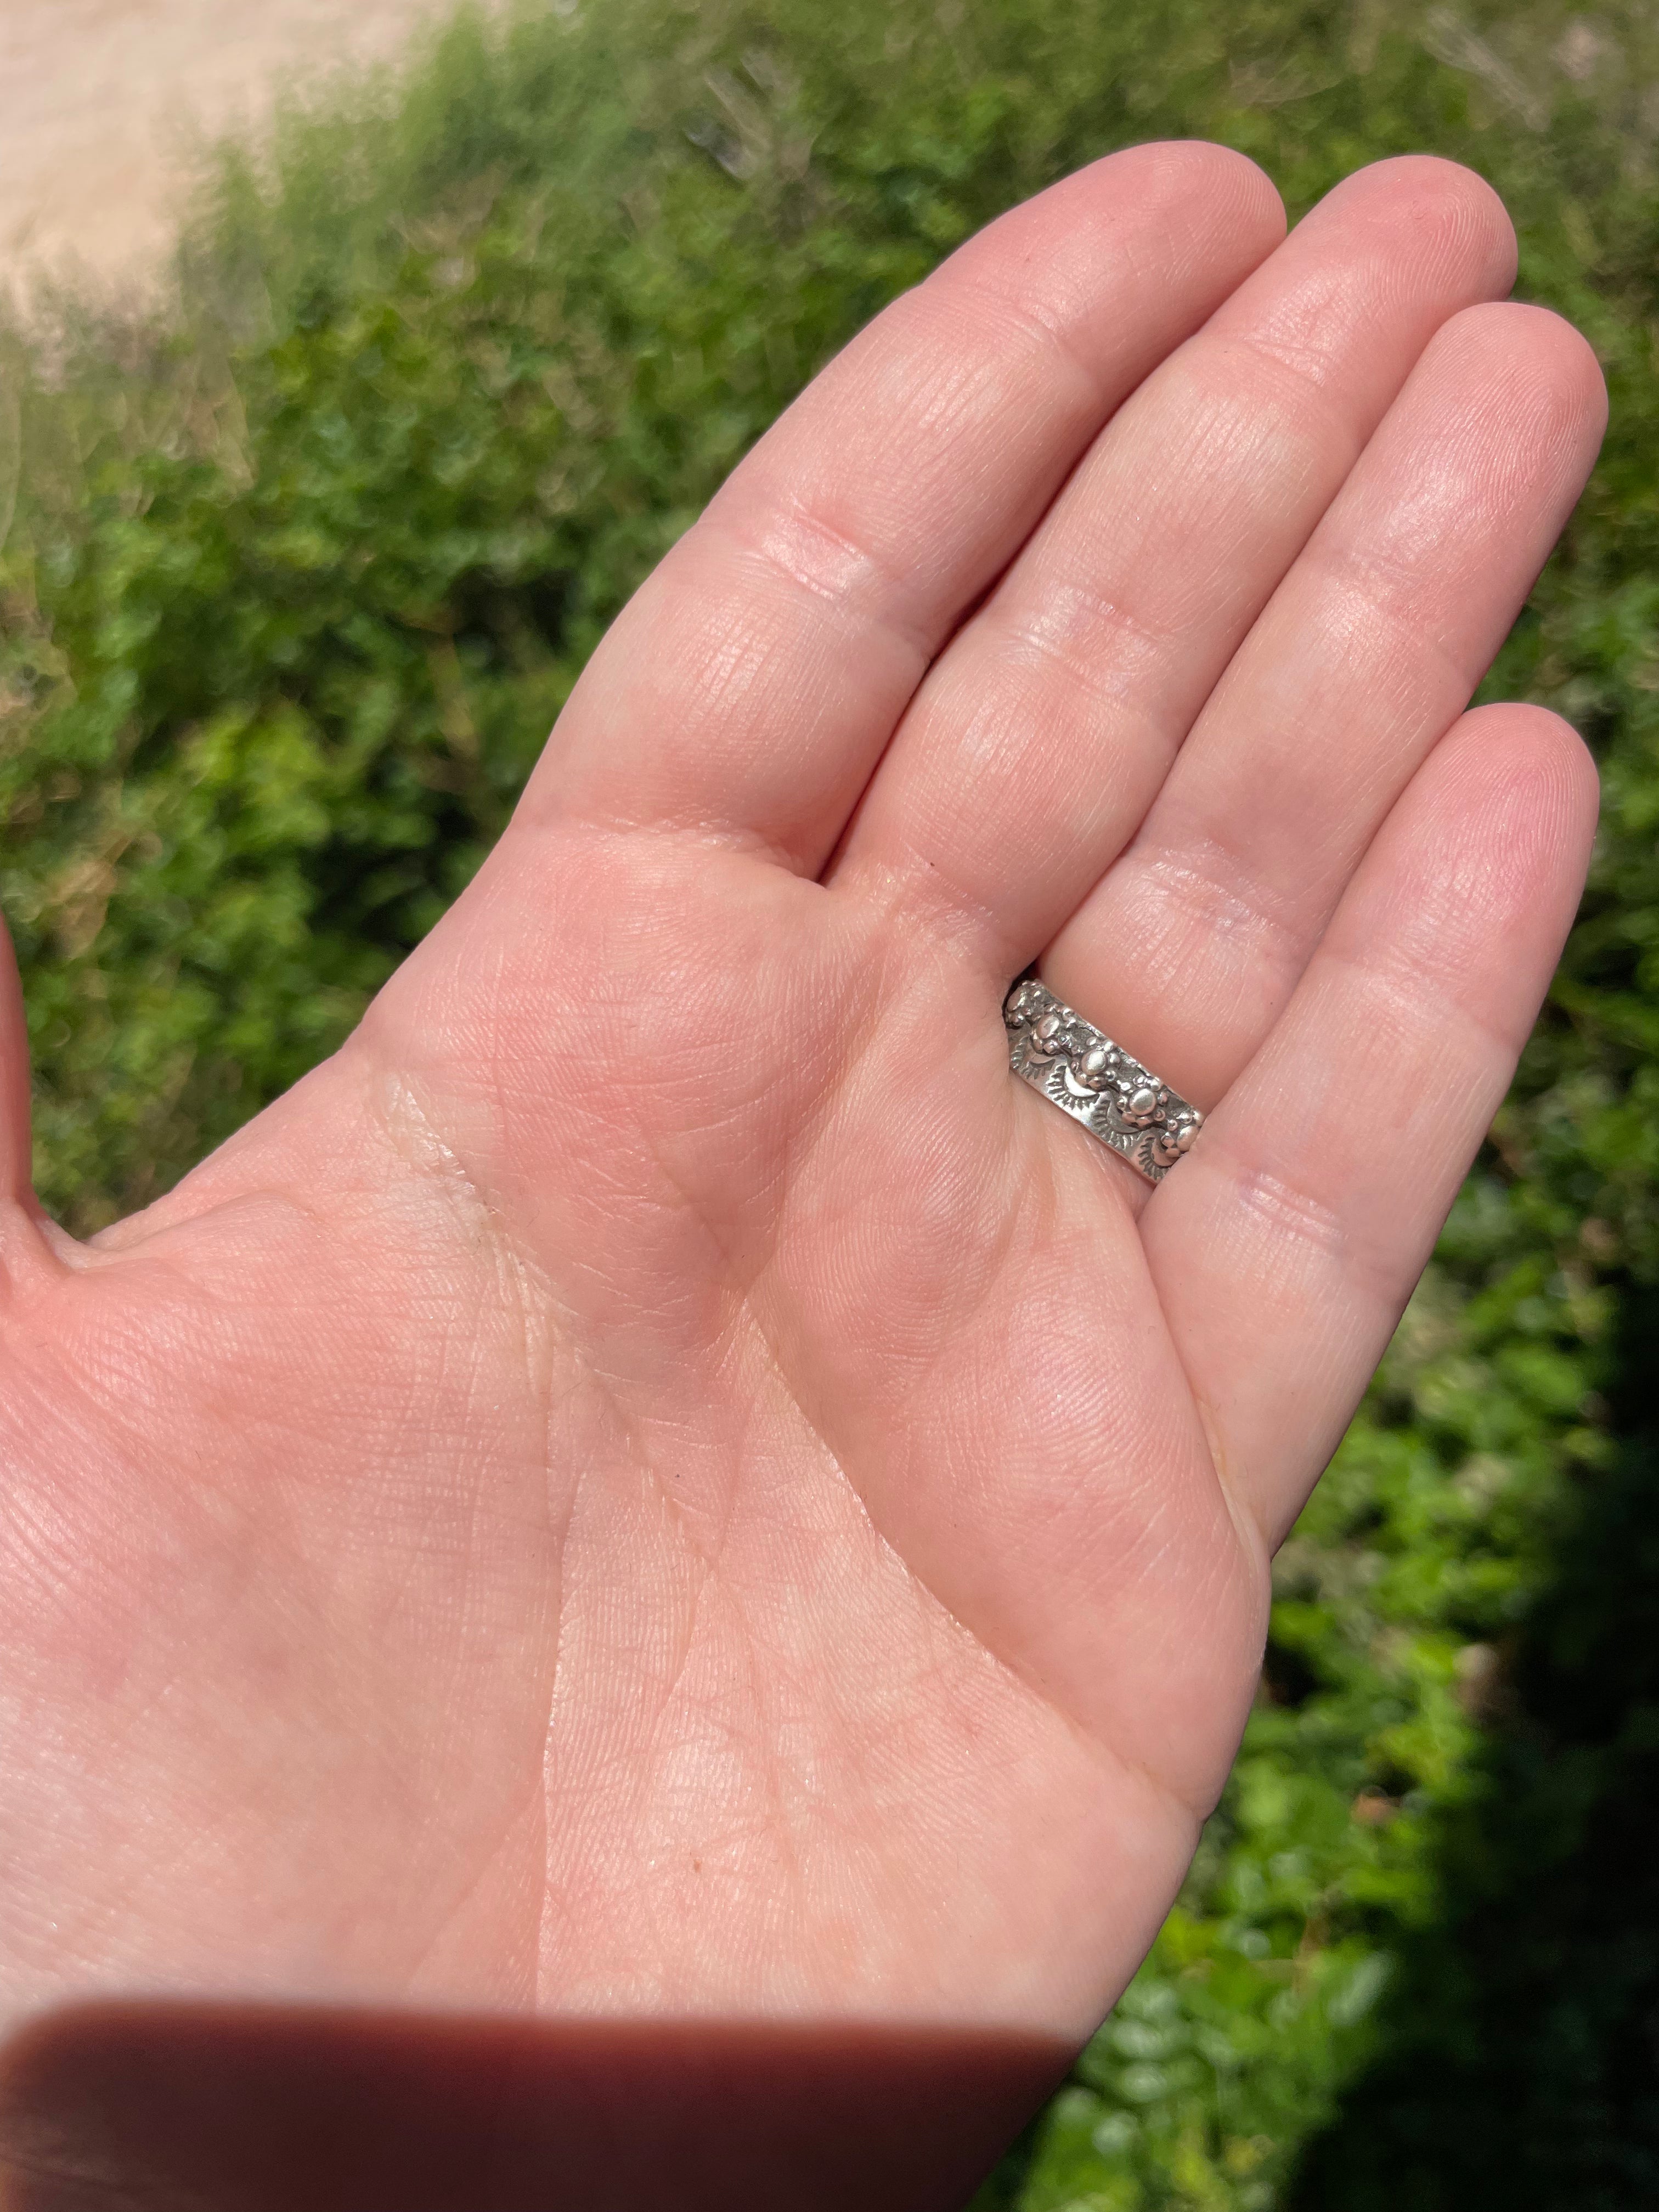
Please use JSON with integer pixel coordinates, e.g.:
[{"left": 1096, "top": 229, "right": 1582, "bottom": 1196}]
[{"left": 0, "top": 143, "right": 1605, "bottom": 2087}]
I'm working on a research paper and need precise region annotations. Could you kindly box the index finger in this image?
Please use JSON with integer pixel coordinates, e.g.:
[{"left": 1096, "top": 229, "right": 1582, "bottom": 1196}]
[{"left": 524, "top": 143, "right": 1284, "bottom": 871}]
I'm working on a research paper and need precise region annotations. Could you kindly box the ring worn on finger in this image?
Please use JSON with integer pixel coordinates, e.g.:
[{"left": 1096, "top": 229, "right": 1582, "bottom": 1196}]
[{"left": 1004, "top": 979, "right": 1204, "bottom": 1186}]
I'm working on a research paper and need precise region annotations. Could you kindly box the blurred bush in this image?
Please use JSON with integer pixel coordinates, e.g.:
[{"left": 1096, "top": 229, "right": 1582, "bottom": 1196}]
[{"left": 2, "top": 1, "right": 1657, "bottom": 2204}]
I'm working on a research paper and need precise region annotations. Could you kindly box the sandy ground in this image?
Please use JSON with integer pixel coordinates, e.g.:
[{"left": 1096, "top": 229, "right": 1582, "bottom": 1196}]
[{"left": 0, "top": 0, "right": 484, "bottom": 296}]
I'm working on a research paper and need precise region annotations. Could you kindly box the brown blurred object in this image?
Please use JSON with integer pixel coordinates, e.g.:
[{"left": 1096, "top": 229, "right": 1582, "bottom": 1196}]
[
  {"left": 1350, "top": 1790, "right": 1400, "bottom": 1828},
  {"left": 0, "top": 2000, "right": 1072, "bottom": 2211},
  {"left": 1453, "top": 1640, "right": 1512, "bottom": 1724},
  {"left": 0, "top": 0, "right": 496, "bottom": 299}
]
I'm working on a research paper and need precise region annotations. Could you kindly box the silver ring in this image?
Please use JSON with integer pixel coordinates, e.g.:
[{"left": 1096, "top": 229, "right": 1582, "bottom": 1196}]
[{"left": 1004, "top": 978, "right": 1203, "bottom": 1186}]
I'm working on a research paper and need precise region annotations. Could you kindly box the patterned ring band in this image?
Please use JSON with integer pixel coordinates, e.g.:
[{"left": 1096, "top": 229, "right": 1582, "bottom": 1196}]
[{"left": 1004, "top": 978, "right": 1204, "bottom": 1187}]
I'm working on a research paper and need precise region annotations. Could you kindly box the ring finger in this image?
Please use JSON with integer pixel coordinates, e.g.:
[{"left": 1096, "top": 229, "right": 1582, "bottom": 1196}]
[{"left": 1042, "top": 297, "right": 1604, "bottom": 1109}]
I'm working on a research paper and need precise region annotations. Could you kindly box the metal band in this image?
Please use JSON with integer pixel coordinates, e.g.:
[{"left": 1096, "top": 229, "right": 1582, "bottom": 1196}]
[{"left": 1004, "top": 978, "right": 1203, "bottom": 1186}]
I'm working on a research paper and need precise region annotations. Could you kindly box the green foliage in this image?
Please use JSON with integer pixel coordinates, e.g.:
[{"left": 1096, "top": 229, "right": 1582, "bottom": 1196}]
[{"left": 4, "top": 1, "right": 1659, "bottom": 2203}]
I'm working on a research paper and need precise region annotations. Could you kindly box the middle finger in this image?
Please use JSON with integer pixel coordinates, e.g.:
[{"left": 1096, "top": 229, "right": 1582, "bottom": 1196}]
[{"left": 831, "top": 157, "right": 1514, "bottom": 960}]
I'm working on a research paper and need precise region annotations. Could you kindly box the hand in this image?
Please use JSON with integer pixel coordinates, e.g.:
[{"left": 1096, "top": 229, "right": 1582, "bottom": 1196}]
[{"left": 0, "top": 143, "right": 1600, "bottom": 2092}]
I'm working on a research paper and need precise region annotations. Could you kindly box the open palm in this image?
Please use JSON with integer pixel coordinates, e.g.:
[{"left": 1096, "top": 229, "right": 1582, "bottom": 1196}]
[{"left": 0, "top": 140, "right": 1602, "bottom": 2089}]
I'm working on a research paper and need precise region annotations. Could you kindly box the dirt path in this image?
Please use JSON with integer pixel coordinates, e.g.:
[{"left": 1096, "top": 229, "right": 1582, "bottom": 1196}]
[{"left": 1, "top": 0, "right": 480, "bottom": 296}]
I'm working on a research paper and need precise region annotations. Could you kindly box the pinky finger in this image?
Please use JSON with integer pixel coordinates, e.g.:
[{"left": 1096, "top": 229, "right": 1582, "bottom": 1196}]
[{"left": 1144, "top": 702, "right": 1599, "bottom": 1551}]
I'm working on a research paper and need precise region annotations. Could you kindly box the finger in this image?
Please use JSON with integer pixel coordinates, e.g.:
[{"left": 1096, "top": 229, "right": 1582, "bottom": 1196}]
[
  {"left": 831, "top": 157, "right": 1517, "bottom": 960},
  {"left": 522, "top": 144, "right": 1284, "bottom": 868},
  {"left": 1043, "top": 300, "right": 1605, "bottom": 1104},
  {"left": 1144, "top": 703, "right": 1598, "bottom": 1551}
]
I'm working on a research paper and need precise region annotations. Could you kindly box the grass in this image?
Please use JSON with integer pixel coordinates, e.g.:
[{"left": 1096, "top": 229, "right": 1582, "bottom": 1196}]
[{"left": 4, "top": 2, "right": 1659, "bottom": 2204}]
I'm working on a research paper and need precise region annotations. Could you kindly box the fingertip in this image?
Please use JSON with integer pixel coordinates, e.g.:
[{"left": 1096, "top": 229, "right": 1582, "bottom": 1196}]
[
  {"left": 1510, "top": 301, "right": 1610, "bottom": 447},
  {"left": 1312, "top": 152, "right": 1519, "bottom": 299},
  {"left": 1313, "top": 701, "right": 1598, "bottom": 1005},
  {"left": 1122, "top": 137, "right": 1287, "bottom": 242},
  {"left": 1392, "top": 706, "right": 1599, "bottom": 969},
  {"left": 1457, "top": 698, "right": 1601, "bottom": 869},
  {"left": 1431, "top": 297, "right": 1608, "bottom": 437},
  {"left": 1044, "top": 137, "right": 1285, "bottom": 269},
  {"left": 1392, "top": 300, "right": 1609, "bottom": 549}
]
